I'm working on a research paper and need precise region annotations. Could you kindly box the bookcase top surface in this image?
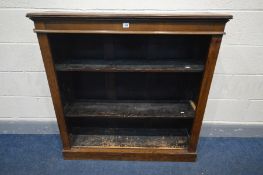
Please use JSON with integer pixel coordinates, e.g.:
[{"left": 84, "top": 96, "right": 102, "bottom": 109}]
[{"left": 26, "top": 11, "right": 232, "bottom": 20}]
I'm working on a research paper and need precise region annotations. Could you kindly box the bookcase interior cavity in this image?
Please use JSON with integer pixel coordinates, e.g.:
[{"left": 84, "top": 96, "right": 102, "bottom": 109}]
[{"left": 49, "top": 34, "right": 210, "bottom": 149}]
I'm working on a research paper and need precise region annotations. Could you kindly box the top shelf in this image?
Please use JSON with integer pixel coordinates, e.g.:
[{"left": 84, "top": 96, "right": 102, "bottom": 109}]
[
  {"left": 55, "top": 59, "right": 204, "bottom": 72},
  {"left": 27, "top": 12, "right": 233, "bottom": 20}
]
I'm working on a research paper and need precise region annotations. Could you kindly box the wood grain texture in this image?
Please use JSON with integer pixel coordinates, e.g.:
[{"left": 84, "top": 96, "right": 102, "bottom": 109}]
[
  {"left": 27, "top": 12, "right": 231, "bottom": 35},
  {"left": 63, "top": 148, "right": 196, "bottom": 161},
  {"left": 189, "top": 36, "right": 223, "bottom": 152},
  {"left": 33, "top": 22, "right": 226, "bottom": 35},
  {"left": 36, "top": 22, "right": 71, "bottom": 149}
]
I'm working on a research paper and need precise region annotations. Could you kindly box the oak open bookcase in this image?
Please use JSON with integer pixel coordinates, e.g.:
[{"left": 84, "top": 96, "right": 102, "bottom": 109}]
[{"left": 27, "top": 12, "right": 231, "bottom": 161}]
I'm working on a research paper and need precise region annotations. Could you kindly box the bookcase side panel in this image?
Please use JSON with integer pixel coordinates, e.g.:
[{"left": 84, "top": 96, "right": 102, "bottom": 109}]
[
  {"left": 189, "top": 35, "right": 223, "bottom": 152},
  {"left": 36, "top": 21, "right": 71, "bottom": 149}
]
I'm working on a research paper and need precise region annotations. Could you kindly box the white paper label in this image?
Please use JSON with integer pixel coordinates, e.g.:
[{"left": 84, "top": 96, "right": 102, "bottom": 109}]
[{"left": 122, "top": 22, "right": 129, "bottom": 28}]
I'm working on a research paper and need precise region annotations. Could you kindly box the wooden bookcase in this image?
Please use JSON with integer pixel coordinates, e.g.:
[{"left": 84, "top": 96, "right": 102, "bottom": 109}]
[{"left": 27, "top": 12, "right": 232, "bottom": 161}]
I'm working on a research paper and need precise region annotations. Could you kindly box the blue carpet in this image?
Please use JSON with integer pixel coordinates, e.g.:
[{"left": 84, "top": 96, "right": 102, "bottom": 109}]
[{"left": 0, "top": 135, "right": 262, "bottom": 175}]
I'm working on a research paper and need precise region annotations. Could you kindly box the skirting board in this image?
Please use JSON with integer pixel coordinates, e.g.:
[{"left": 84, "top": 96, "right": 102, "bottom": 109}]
[{"left": 0, "top": 119, "right": 263, "bottom": 137}]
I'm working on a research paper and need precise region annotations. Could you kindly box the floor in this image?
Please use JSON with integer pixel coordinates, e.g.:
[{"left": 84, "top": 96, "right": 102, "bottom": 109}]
[{"left": 0, "top": 135, "right": 262, "bottom": 175}]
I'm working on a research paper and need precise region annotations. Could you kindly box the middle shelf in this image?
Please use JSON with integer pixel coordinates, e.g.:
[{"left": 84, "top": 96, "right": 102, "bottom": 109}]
[
  {"left": 64, "top": 101, "right": 195, "bottom": 118},
  {"left": 55, "top": 59, "right": 204, "bottom": 72}
]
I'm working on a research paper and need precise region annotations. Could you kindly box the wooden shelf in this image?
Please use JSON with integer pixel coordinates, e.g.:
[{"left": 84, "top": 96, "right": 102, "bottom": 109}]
[
  {"left": 65, "top": 101, "right": 195, "bottom": 118},
  {"left": 71, "top": 127, "right": 189, "bottom": 149},
  {"left": 56, "top": 59, "right": 204, "bottom": 72}
]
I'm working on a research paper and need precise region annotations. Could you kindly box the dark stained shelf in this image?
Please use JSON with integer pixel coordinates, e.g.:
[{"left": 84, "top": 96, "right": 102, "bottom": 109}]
[
  {"left": 71, "top": 127, "right": 189, "bottom": 149},
  {"left": 65, "top": 101, "right": 195, "bottom": 118},
  {"left": 55, "top": 59, "right": 204, "bottom": 72}
]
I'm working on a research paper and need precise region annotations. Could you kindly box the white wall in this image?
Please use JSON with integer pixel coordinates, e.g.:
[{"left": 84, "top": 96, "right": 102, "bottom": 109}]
[{"left": 0, "top": 0, "right": 263, "bottom": 125}]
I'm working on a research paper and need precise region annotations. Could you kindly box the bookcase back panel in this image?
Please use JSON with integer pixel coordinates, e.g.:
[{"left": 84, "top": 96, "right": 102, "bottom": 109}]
[
  {"left": 49, "top": 34, "right": 210, "bottom": 64},
  {"left": 57, "top": 72, "right": 202, "bottom": 102}
]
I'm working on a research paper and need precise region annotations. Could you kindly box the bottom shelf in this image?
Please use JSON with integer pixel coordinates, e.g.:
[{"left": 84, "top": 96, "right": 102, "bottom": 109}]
[
  {"left": 65, "top": 127, "right": 194, "bottom": 161},
  {"left": 71, "top": 127, "right": 189, "bottom": 149},
  {"left": 65, "top": 101, "right": 195, "bottom": 161}
]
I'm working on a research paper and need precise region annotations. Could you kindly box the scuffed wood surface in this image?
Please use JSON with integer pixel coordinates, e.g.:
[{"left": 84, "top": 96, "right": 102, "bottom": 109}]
[
  {"left": 56, "top": 59, "right": 204, "bottom": 72},
  {"left": 65, "top": 101, "right": 195, "bottom": 118},
  {"left": 71, "top": 127, "right": 188, "bottom": 149}
]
